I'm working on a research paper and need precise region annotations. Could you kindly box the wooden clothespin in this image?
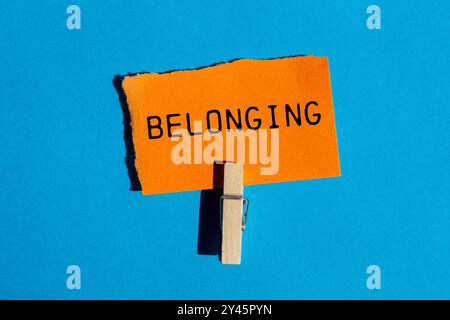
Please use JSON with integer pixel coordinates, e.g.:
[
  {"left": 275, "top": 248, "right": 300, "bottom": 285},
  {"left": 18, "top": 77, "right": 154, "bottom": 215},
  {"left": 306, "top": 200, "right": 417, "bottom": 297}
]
[{"left": 221, "top": 163, "right": 249, "bottom": 265}]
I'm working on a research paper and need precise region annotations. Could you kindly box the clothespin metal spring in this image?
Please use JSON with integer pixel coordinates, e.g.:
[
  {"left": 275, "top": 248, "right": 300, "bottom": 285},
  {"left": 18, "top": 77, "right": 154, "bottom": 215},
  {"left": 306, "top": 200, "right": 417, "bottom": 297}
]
[{"left": 219, "top": 194, "right": 249, "bottom": 231}]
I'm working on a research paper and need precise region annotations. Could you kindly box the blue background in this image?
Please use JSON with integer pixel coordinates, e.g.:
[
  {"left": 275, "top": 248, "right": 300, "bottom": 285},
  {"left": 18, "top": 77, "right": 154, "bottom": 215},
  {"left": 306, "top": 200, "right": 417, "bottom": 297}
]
[{"left": 0, "top": 0, "right": 449, "bottom": 299}]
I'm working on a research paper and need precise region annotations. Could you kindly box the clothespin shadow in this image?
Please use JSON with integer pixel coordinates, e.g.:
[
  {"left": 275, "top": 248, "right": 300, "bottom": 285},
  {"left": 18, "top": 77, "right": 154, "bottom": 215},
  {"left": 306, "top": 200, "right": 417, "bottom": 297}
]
[{"left": 197, "top": 162, "right": 224, "bottom": 260}]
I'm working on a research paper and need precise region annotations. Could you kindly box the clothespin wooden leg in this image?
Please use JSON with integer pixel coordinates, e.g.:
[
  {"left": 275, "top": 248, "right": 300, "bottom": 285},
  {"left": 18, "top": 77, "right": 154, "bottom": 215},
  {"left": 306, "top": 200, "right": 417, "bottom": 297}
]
[{"left": 221, "top": 163, "right": 244, "bottom": 264}]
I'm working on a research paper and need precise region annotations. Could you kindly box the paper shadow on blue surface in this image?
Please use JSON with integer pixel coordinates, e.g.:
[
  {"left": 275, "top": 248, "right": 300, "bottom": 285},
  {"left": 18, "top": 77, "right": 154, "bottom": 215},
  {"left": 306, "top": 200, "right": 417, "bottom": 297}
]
[
  {"left": 112, "top": 75, "right": 142, "bottom": 191},
  {"left": 197, "top": 162, "right": 224, "bottom": 259}
]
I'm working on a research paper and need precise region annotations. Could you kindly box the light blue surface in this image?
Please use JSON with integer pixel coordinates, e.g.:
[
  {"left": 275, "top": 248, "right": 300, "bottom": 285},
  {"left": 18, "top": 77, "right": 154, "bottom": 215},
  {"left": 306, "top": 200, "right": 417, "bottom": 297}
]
[{"left": 0, "top": 0, "right": 449, "bottom": 299}]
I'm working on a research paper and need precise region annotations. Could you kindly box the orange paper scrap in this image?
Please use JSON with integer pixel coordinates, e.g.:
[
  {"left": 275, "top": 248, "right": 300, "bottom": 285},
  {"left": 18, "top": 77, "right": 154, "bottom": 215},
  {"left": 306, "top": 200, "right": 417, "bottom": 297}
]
[{"left": 121, "top": 56, "right": 340, "bottom": 195}]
